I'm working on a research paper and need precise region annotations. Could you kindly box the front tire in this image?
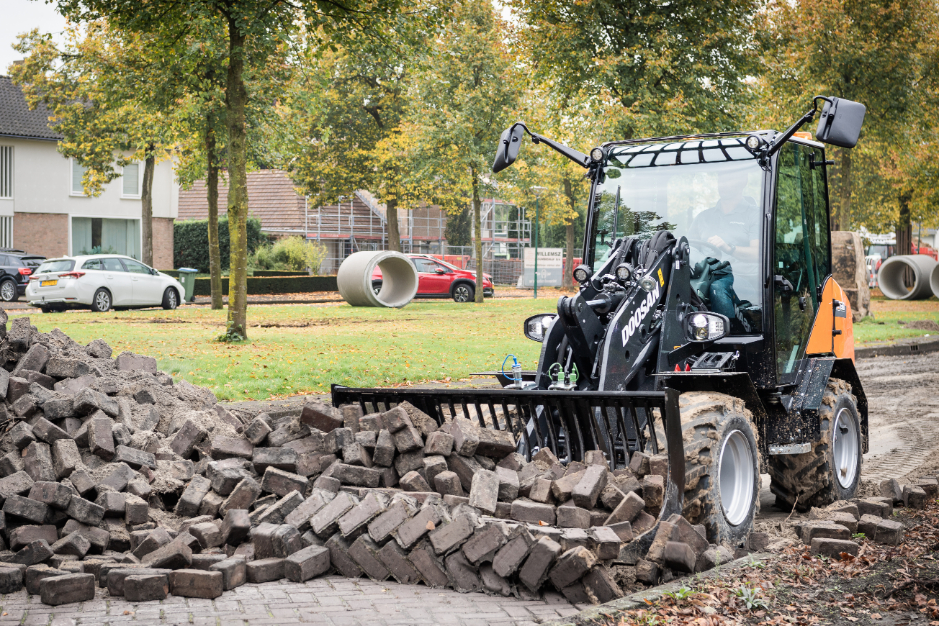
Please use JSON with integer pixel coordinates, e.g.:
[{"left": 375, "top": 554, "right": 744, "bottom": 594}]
[
  {"left": 680, "top": 392, "right": 761, "bottom": 546},
  {"left": 0, "top": 279, "right": 18, "bottom": 302},
  {"left": 162, "top": 287, "right": 179, "bottom": 310},
  {"left": 91, "top": 288, "right": 112, "bottom": 313},
  {"left": 769, "top": 378, "right": 862, "bottom": 511},
  {"left": 452, "top": 283, "right": 474, "bottom": 303}
]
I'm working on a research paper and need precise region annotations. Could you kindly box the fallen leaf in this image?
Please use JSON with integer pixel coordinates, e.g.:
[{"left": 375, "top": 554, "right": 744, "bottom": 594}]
[
  {"left": 871, "top": 614, "right": 882, "bottom": 619},
  {"left": 425, "top": 521, "right": 435, "bottom": 531}
]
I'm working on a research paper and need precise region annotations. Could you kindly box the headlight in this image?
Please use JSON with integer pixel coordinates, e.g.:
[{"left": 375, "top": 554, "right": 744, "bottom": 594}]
[
  {"left": 615, "top": 263, "right": 632, "bottom": 282},
  {"left": 685, "top": 312, "right": 729, "bottom": 342},
  {"left": 572, "top": 265, "right": 592, "bottom": 284},
  {"left": 590, "top": 147, "right": 605, "bottom": 162},
  {"left": 639, "top": 275, "right": 657, "bottom": 292},
  {"left": 524, "top": 314, "right": 556, "bottom": 342}
]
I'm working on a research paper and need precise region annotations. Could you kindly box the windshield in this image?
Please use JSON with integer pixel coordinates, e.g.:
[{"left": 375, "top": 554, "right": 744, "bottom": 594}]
[
  {"left": 590, "top": 137, "right": 764, "bottom": 333},
  {"left": 36, "top": 259, "right": 75, "bottom": 274}
]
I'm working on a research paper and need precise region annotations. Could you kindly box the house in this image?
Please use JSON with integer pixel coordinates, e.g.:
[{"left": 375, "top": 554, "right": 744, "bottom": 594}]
[
  {"left": 0, "top": 76, "right": 177, "bottom": 267},
  {"left": 177, "top": 168, "right": 530, "bottom": 278}
]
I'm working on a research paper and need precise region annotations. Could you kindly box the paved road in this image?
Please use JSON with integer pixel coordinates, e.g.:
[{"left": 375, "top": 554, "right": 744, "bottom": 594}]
[{"left": 0, "top": 576, "right": 585, "bottom": 626}]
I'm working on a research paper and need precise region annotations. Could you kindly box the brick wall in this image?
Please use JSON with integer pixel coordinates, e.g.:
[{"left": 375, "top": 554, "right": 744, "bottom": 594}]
[
  {"left": 153, "top": 217, "right": 175, "bottom": 270},
  {"left": 13, "top": 213, "right": 69, "bottom": 258}
]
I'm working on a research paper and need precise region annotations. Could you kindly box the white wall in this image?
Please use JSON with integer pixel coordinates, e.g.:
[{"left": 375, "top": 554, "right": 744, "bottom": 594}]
[{"left": 0, "top": 137, "right": 178, "bottom": 219}]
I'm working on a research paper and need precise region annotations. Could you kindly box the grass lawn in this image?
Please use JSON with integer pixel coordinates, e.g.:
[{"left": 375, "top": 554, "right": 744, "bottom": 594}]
[
  {"left": 12, "top": 299, "right": 554, "bottom": 402},
  {"left": 11, "top": 293, "right": 937, "bottom": 402}
]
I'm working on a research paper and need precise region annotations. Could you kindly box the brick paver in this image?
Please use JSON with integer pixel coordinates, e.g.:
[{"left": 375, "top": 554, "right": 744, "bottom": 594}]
[{"left": 0, "top": 576, "right": 584, "bottom": 626}]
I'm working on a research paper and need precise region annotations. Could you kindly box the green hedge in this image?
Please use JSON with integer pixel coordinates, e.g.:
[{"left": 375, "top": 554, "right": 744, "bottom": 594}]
[
  {"left": 252, "top": 270, "right": 309, "bottom": 277},
  {"left": 173, "top": 217, "right": 266, "bottom": 273},
  {"left": 192, "top": 275, "right": 338, "bottom": 296}
]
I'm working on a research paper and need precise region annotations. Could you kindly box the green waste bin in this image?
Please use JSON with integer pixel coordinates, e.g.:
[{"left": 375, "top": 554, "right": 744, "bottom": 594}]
[{"left": 177, "top": 268, "right": 199, "bottom": 303}]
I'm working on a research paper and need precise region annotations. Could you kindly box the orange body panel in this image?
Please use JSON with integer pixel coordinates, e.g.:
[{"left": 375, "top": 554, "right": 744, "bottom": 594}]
[{"left": 806, "top": 276, "right": 855, "bottom": 361}]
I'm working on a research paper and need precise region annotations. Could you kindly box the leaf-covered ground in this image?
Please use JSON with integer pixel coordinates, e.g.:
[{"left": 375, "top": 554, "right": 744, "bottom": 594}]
[{"left": 588, "top": 500, "right": 939, "bottom": 626}]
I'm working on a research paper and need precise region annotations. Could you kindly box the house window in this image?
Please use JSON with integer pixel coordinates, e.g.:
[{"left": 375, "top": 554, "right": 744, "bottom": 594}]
[
  {"left": 71, "top": 217, "right": 140, "bottom": 259},
  {"left": 0, "top": 217, "right": 12, "bottom": 248},
  {"left": 71, "top": 159, "right": 87, "bottom": 196},
  {"left": 0, "top": 146, "right": 11, "bottom": 199},
  {"left": 122, "top": 163, "right": 141, "bottom": 198}
]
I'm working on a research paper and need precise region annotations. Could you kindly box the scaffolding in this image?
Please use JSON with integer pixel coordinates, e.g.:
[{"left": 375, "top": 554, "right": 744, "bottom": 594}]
[{"left": 306, "top": 194, "right": 532, "bottom": 283}]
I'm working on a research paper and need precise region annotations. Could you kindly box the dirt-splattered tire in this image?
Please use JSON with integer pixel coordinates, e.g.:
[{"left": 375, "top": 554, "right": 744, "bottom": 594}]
[
  {"left": 769, "top": 378, "right": 862, "bottom": 512},
  {"left": 680, "top": 392, "right": 761, "bottom": 547}
]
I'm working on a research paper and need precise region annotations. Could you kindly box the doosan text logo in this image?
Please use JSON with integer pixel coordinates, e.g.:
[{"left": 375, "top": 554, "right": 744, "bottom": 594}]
[{"left": 621, "top": 284, "right": 661, "bottom": 346}]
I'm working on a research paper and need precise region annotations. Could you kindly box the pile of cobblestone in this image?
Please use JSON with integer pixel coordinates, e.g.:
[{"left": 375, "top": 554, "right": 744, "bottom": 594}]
[{"left": 0, "top": 312, "right": 758, "bottom": 607}]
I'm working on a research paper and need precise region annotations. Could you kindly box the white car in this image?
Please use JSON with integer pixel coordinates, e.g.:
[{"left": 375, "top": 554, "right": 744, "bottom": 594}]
[{"left": 26, "top": 255, "right": 186, "bottom": 313}]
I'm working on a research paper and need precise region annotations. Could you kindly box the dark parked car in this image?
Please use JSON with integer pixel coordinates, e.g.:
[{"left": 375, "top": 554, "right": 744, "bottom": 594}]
[{"left": 0, "top": 249, "right": 45, "bottom": 302}]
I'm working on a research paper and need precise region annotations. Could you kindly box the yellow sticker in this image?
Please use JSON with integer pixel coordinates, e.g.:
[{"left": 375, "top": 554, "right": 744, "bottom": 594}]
[{"left": 657, "top": 268, "right": 665, "bottom": 286}]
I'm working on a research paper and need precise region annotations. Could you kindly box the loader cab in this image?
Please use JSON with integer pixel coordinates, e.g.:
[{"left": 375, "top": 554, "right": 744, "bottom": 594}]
[{"left": 583, "top": 134, "right": 836, "bottom": 389}]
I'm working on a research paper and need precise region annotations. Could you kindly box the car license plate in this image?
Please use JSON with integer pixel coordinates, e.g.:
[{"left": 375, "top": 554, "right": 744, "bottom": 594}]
[{"left": 41, "top": 280, "right": 57, "bottom": 287}]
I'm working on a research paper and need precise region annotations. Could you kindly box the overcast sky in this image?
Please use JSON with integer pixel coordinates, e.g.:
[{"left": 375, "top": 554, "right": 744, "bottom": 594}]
[{"left": 1, "top": 0, "right": 68, "bottom": 75}]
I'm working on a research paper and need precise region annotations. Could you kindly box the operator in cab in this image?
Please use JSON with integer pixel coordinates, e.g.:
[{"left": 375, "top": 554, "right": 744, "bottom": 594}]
[{"left": 689, "top": 169, "right": 760, "bottom": 322}]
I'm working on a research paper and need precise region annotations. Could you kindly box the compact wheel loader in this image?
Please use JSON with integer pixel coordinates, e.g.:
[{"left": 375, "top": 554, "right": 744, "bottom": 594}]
[{"left": 333, "top": 95, "right": 869, "bottom": 549}]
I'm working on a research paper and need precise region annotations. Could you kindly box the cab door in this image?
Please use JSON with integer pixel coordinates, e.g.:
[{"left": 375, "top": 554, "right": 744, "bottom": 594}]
[{"left": 772, "top": 142, "right": 832, "bottom": 384}]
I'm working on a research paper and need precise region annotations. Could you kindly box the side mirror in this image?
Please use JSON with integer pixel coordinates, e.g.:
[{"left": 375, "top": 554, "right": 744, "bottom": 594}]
[
  {"left": 815, "top": 97, "right": 866, "bottom": 148},
  {"left": 524, "top": 314, "right": 557, "bottom": 342},
  {"left": 684, "top": 312, "right": 730, "bottom": 342},
  {"left": 434, "top": 268, "right": 445, "bottom": 275},
  {"left": 492, "top": 124, "right": 526, "bottom": 173}
]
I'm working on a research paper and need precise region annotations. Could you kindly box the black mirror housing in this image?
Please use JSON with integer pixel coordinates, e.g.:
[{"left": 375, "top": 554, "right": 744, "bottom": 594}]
[
  {"left": 816, "top": 97, "right": 866, "bottom": 148},
  {"left": 684, "top": 311, "right": 730, "bottom": 342},
  {"left": 524, "top": 314, "right": 557, "bottom": 342},
  {"left": 492, "top": 124, "right": 526, "bottom": 173}
]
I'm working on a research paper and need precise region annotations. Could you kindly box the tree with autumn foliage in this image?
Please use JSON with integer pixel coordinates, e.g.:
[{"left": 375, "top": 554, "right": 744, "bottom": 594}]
[
  {"left": 12, "top": 23, "right": 172, "bottom": 267},
  {"left": 403, "top": 0, "right": 520, "bottom": 302},
  {"left": 753, "top": 0, "right": 939, "bottom": 242},
  {"left": 267, "top": 13, "right": 439, "bottom": 252}
]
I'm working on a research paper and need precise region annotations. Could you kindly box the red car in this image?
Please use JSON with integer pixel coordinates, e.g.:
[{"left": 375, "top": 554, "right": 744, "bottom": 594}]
[{"left": 371, "top": 254, "right": 494, "bottom": 302}]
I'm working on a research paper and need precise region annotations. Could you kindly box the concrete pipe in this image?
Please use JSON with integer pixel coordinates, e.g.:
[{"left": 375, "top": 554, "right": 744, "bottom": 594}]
[
  {"left": 931, "top": 262, "right": 939, "bottom": 299},
  {"left": 337, "top": 251, "right": 419, "bottom": 308},
  {"left": 877, "top": 254, "right": 938, "bottom": 300}
]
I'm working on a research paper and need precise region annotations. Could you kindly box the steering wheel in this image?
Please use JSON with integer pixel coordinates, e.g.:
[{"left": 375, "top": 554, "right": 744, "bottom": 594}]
[{"left": 687, "top": 239, "right": 724, "bottom": 260}]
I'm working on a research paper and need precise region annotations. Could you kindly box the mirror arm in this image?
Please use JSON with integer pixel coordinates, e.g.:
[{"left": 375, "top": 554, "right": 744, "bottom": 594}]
[
  {"left": 762, "top": 96, "right": 833, "bottom": 161},
  {"left": 510, "top": 122, "right": 590, "bottom": 169}
]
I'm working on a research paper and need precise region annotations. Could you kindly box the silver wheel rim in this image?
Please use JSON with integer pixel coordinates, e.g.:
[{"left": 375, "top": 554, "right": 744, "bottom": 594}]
[
  {"left": 168, "top": 290, "right": 177, "bottom": 308},
  {"left": 96, "top": 291, "right": 110, "bottom": 310},
  {"left": 832, "top": 408, "right": 859, "bottom": 489},
  {"left": 719, "top": 429, "right": 755, "bottom": 526},
  {"left": 455, "top": 286, "right": 470, "bottom": 301},
  {"left": 373, "top": 284, "right": 381, "bottom": 296},
  {"left": 1, "top": 282, "right": 14, "bottom": 301}
]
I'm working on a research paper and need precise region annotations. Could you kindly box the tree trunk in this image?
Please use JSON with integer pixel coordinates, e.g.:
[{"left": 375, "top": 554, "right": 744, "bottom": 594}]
[
  {"left": 205, "top": 119, "right": 223, "bottom": 310},
  {"left": 897, "top": 190, "right": 913, "bottom": 255},
  {"left": 472, "top": 173, "right": 483, "bottom": 304},
  {"left": 224, "top": 19, "right": 249, "bottom": 340},
  {"left": 835, "top": 148, "right": 853, "bottom": 232},
  {"left": 386, "top": 197, "right": 400, "bottom": 252},
  {"left": 141, "top": 147, "right": 154, "bottom": 266},
  {"left": 563, "top": 179, "right": 575, "bottom": 288}
]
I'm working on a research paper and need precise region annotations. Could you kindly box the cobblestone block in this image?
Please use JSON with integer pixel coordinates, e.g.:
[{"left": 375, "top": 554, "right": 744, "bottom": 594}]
[
  {"left": 429, "top": 511, "right": 477, "bottom": 556},
  {"left": 39, "top": 572, "right": 94, "bottom": 605},
  {"left": 246, "top": 557, "right": 285, "bottom": 583},
  {"left": 394, "top": 503, "right": 444, "bottom": 549},
  {"left": 220, "top": 509, "right": 251, "bottom": 545},
  {"left": 285, "top": 544, "right": 330, "bottom": 582},
  {"left": 325, "top": 533, "right": 363, "bottom": 578},
  {"left": 142, "top": 536, "right": 194, "bottom": 570},
  {"left": 572, "top": 465, "right": 608, "bottom": 509},
  {"left": 312, "top": 491, "right": 357, "bottom": 537},
  {"left": 549, "top": 546, "right": 596, "bottom": 589},
  {"left": 100, "top": 463, "right": 136, "bottom": 493},
  {"left": 348, "top": 535, "right": 389, "bottom": 581},
  {"left": 208, "top": 557, "right": 246, "bottom": 590},
  {"left": 25, "top": 565, "right": 63, "bottom": 595},
  {"left": 189, "top": 522, "right": 223, "bottom": 550},
  {"left": 10, "top": 525, "right": 56, "bottom": 551},
  {"left": 169, "top": 569, "right": 223, "bottom": 598},
  {"left": 28, "top": 482, "right": 72, "bottom": 510},
  {"left": 518, "top": 535, "right": 561, "bottom": 592},
  {"left": 338, "top": 491, "right": 387, "bottom": 537},
  {"left": 211, "top": 436, "right": 254, "bottom": 460},
  {"left": 400, "top": 470, "right": 431, "bottom": 492},
  {"left": 328, "top": 463, "right": 381, "bottom": 488},
  {"left": 23, "top": 442, "right": 54, "bottom": 483},
  {"left": 875, "top": 519, "right": 904, "bottom": 545},
  {"left": 811, "top": 537, "right": 860, "bottom": 558},
  {"left": 169, "top": 419, "right": 207, "bottom": 458},
  {"left": 424, "top": 431, "right": 454, "bottom": 456},
  {"left": 445, "top": 550, "right": 482, "bottom": 592},
  {"left": 368, "top": 498, "right": 417, "bottom": 543},
  {"left": 557, "top": 504, "right": 591, "bottom": 529},
  {"left": 462, "top": 522, "right": 508, "bottom": 565},
  {"left": 51, "top": 531, "right": 90, "bottom": 558},
  {"left": 175, "top": 474, "right": 211, "bottom": 518},
  {"left": 433, "top": 471, "right": 464, "bottom": 497},
  {"left": 511, "top": 500, "right": 556, "bottom": 525},
  {"left": 257, "top": 491, "right": 304, "bottom": 526},
  {"left": 219, "top": 477, "right": 261, "bottom": 515},
  {"left": 10, "top": 539, "right": 53, "bottom": 565},
  {"left": 300, "top": 402, "right": 343, "bottom": 432},
  {"left": 4, "top": 494, "right": 48, "bottom": 523}
]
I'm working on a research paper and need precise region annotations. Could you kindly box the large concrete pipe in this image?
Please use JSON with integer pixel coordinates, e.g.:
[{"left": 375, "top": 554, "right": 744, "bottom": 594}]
[
  {"left": 337, "top": 251, "right": 419, "bottom": 307},
  {"left": 931, "top": 262, "right": 939, "bottom": 299},
  {"left": 877, "top": 254, "right": 938, "bottom": 300}
]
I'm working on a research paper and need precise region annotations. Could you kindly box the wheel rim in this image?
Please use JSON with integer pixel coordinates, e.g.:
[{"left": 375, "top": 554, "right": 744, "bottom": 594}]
[
  {"left": 455, "top": 286, "right": 470, "bottom": 301},
  {"left": 96, "top": 291, "right": 110, "bottom": 310},
  {"left": 168, "top": 290, "right": 177, "bottom": 308},
  {"left": 719, "top": 429, "right": 755, "bottom": 526},
  {"left": 1, "top": 282, "right": 13, "bottom": 301},
  {"left": 373, "top": 285, "right": 381, "bottom": 296},
  {"left": 832, "top": 407, "right": 859, "bottom": 489}
]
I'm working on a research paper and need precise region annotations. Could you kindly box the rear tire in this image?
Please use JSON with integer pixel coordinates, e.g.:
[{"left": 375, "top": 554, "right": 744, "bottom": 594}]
[
  {"left": 0, "top": 279, "right": 18, "bottom": 302},
  {"left": 452, "top": 283, "right": 474, "bottom": 303},
  {"left": 680, "top": 392, "right": 761, "bottom": 546},
  {"left": 91, "top": 288, "right": 112, "bottom": 313},
  {"left": 769, "top": 378, "right": 862, "bottom": 512},
  {"left": 162, "top": 287, "right": 179, "bottom": 310}
]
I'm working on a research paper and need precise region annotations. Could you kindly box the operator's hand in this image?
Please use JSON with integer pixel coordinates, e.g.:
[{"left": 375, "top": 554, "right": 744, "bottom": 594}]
[{"left": 708, "top": 235, "right": 731, "bottom": 253}]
